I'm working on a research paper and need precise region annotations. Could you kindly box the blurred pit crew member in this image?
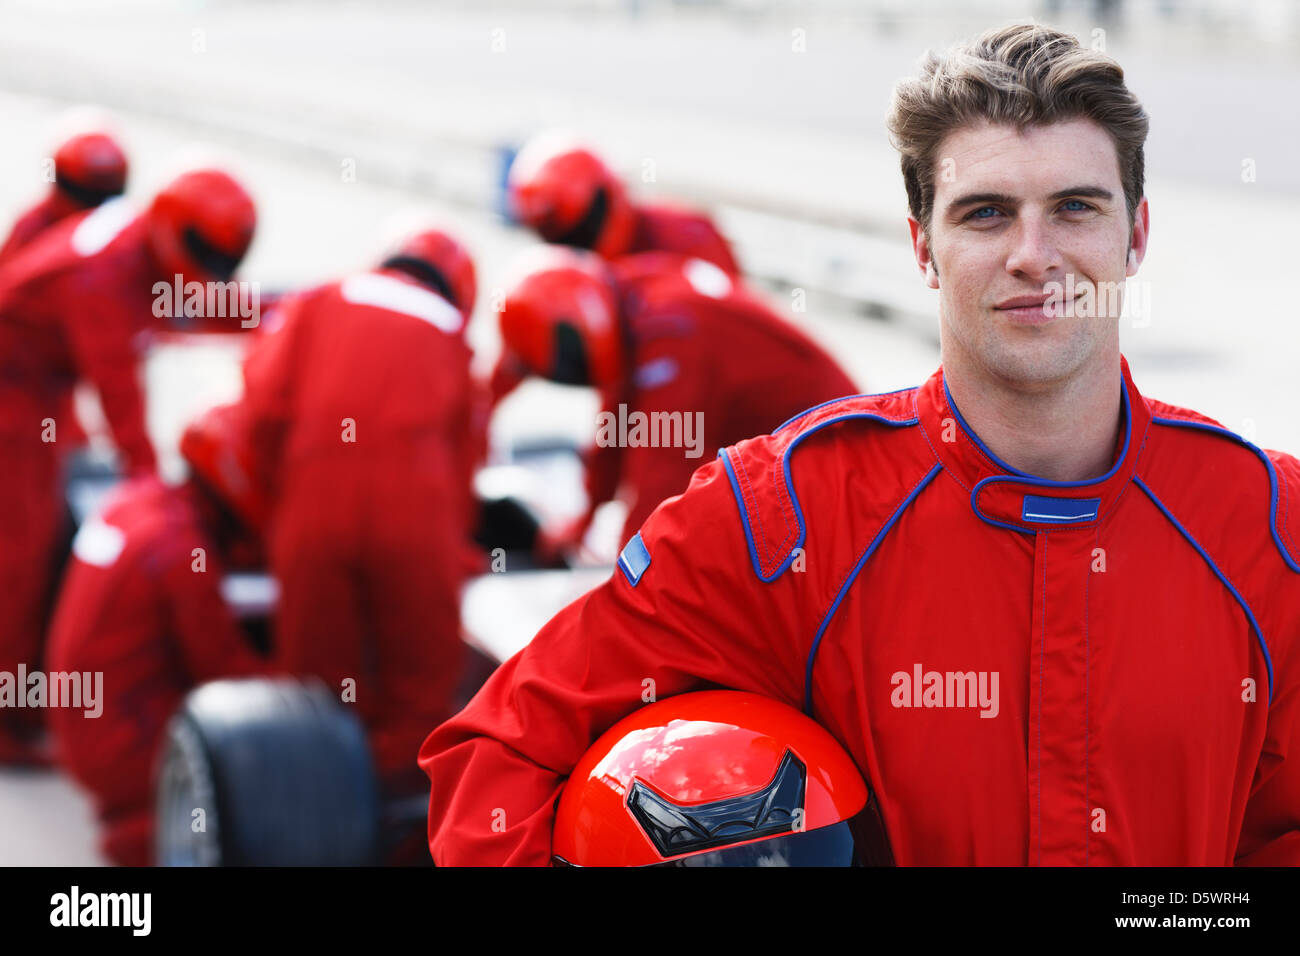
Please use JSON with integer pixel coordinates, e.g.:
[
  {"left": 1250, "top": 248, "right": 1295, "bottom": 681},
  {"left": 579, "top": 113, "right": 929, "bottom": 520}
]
[
  {"left": 0, "top": 129, "right": 130, "bottom": 452},
  {"left": 494, "top": 247, "right": 857, "bottom": 558},
  {"left": 507, "top": 132, "right": 740, "bottom": 274},
  {"left": 493, "top": 133, "right": 745, "bottom": 403},
  {"left": 241, "top": 227, "right": 481, "bottom": 796},
  {"left": 0, "top": 168, "right": 256, "bottom": 764},
  {"left": 46, "top": 403, "right": 271, "bottom": 865},
  {"left": 0, "top": 130, "right": 128, "bottom": 266}
]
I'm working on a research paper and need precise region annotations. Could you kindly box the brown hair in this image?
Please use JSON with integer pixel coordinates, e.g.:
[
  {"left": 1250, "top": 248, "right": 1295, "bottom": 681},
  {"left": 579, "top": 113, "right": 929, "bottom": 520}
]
[{"left": 887, "top": 23, "right": 1149, "bottom": 234}]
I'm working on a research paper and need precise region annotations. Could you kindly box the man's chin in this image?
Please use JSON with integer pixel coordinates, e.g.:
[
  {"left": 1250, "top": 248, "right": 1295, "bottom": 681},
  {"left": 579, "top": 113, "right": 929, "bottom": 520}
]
[{"left": 978, "top": 336, "right": 1093, "bottom": 391}]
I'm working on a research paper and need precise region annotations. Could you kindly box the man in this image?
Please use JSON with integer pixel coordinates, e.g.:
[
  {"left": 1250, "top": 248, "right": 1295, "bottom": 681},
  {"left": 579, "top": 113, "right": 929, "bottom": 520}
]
[
  {"left": 240, "top": 227, "right": 481, "bottom": 796},
  {"left": 420, "top": 23, "right": 1300, "bottom": 865},
  {"left": 508, "top": 132, "right": 740, "bottom": 275},
  {"left": 495, "top": 247, "right": 858, "bottom": 556},
  {"left": 45, "top": 403, "right": 271, "bottom": 865},
  {"left": 0, "top": 129, "right": 130, "bottom": 453},
  {"left": 0, "top": 129, "right": 129, "bottom": 266},
  {"left": 0, "top": 168, "right": 256, "bottom": 764}
]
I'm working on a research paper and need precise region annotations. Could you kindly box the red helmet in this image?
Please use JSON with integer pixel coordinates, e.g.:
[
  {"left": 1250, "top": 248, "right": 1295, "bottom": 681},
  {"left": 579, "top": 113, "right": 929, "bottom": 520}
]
[
  {"left": 499, "top": 247, "right": 624, "bottom": 390},
  {"left": 553, "top": 691, "right": 888, "bottom": 867},
  {"left": 147, "top": 169, "right": 256, "bottom": 284},
  {"left": 54, "top": 132, "right": 128, "bottom": 205},
  {"left": 379, "top": 227, "right": 477, "bottom": 321},
  {"left": 179, "top": 403, "right": 268, "bottom": 533},
  {"left": 507, "top": 135, "right": 637, "bottom": 260}
]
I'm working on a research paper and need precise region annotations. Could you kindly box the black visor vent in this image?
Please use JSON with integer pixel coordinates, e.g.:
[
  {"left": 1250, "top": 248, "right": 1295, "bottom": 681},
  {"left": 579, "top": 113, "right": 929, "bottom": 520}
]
[{"left": 628, "top": 750, "right": 807, "bottom": 858}]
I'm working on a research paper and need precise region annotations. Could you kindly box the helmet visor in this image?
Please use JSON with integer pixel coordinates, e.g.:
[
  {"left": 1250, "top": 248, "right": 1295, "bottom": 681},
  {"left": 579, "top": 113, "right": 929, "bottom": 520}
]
[
  {"left": 654, "top": 820, "right": 861, "bottom": 867},
  {"left": 552, "top": 820, "right": 865, "bottom": 868},
  {"left": 184, "top": 226, "right": 244, "bottom": 281}
]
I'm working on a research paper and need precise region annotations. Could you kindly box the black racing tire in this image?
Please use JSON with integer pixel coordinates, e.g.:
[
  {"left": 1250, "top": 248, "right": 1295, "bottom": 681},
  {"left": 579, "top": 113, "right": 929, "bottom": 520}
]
[{"left": 155, "top": 677, "right": 381, "bottom": 866}]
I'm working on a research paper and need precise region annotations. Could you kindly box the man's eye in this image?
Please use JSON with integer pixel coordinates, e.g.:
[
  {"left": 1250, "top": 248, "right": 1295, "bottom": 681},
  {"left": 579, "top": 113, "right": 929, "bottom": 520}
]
[
  {"left": 1061, "top": 199, "right": 1093, "bottom": 212},
  {"left": 967, "top": 206, "right": 1001, "bottom": 221}
]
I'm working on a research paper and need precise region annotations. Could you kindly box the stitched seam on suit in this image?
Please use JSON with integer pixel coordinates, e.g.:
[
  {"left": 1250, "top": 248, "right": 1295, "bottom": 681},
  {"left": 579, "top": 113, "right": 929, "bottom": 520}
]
[
  {"left": 1038, "top": 530, "right": 1047, "bottom": 867},
  {"left": 943, "top": 386, "right": 1007, "bottom": 476},
  {"left": 1138, "top": 477, "right": 1274, "bottom": 708},
  {"left": 1277, "top": 461, "right": 1298, "bottom": 559},
  {"left": 769, "top": 453, "right": 798, "bottom": 559},
  {"left": 808, "top": 464, "right": 939, "bottom": 711},
  {"left": 1097, "top": 418, "right": 1150, "bottom": 523},
  {"left": 1085, "top": 525, "right": 1096, "bottom": 866},
  {"left": 914, "top": 389, "right": 963, "bottom": 490},
  {"left": 732, "top": 449, "right": 777, "bottom": 574}
]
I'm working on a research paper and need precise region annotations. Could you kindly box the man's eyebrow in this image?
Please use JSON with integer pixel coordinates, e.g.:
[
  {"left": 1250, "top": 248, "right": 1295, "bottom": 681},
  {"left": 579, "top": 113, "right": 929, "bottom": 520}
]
[
  {"left": 945, "top": 192, "right": 1018, "bottom": 213},
  {"left": 1046, "top": 185, "right": 1115, "bottom": 202}
]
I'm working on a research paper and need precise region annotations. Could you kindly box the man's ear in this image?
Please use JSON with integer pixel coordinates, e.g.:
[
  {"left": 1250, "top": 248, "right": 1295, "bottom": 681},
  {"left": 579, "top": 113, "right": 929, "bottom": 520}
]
[
  {"left": 1126, "top": 196, "right": 1150, "bottom": 277},
  {"left": 908, "top": 216, "right": 940, "bottom": 289}
]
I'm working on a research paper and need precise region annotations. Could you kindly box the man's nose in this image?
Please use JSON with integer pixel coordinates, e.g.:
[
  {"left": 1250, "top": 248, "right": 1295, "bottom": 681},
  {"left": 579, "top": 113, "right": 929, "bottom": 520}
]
[{"left": 1003, "top": 213, "right": 1062, "bottom": 281}]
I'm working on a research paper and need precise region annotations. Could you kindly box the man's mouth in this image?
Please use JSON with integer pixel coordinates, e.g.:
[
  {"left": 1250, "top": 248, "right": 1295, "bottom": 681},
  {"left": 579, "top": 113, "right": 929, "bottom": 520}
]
[{"left": 994, "top": 294, "right": 1069, "bottom": 322}]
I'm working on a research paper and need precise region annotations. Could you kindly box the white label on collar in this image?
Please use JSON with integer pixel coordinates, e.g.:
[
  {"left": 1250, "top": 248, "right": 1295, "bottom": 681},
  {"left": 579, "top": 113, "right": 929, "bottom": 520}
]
[
  {"left": 340, "top": 272, "right": 463, "bottom": 334},
  {"left": 683, "top": 258, "right": 732, "bottom": 299},
  {"left": 71, "top": 197, "right": 135, "bottom": 257},
  {"left": 72, "top": 516, "right": 127, "bottom": 567}
]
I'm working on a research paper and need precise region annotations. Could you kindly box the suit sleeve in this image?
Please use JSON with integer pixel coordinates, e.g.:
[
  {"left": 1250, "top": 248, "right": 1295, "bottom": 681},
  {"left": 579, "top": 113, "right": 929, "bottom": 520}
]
[
  {"left": 240, "top": 297, "right": 306, "bottom": 500},
  {"left": 0, "top": 204, "right": 49, "bottom": 266},
  {"left": 583, "top": 384, "right": 628, "bottom": 516},
  {"left": 63, "top": 280, "right": 156, "bottom": 474},
  {"left": 1234, "top": 651, "right": 1300, "bottom": 864},
  {"left": 617, "top": 338, "right": 710, "bottom": 542},
  {"left": 419, "top": 453, "right": 810, "bottom": 866},
  {"left": 1235, "top": 466, "right": 1300, "bottom": 865}
]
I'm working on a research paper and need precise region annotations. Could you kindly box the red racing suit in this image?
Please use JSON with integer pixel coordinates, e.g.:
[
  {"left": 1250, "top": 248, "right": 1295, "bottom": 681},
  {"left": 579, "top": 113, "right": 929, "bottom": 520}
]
[
  {"left": 0, "top": 199, "right": 165, "bottom": 752},
  {"left": 584, "top": 254, "right": 857, "bottom": 546},
  {"left": 45, "top": 477, "right": 268, "bottom": 866},
  {"left": 487, "top": 202, "right": 741, "bottom": 407},
  {"left": 0, "top": 191, "right": 85, "bottom": 266},
  {"left": 421, "top": 356, "right": 1300, "bottom": 865},
  {"left": 624, "top": 201, "right": 740, "bottom": 276},
  {"left": 241, "top": 269, "right": 479, "bottom": 787},
  {"left": 1, "top": 191, "right": 104, "bottom": 449}
]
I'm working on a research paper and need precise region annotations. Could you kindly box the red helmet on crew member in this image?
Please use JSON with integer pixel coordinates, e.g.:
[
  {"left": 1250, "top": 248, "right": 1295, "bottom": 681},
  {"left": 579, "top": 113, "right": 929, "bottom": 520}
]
[
  {"left": 147, "top": 169, "right": 256, "bottom": 284},
  {"left": 507, "top": 134, "right": 637, "bottom": 261},
  {"left": 378, "top": 227, "right": 478, "bottom": 321},
  {"left": 179, "top": 403, "right": 268, "bottom": 534},
  {"left": 54, "top": 132, "right": 128, "bottom": 206},
  {"left": 499, "top": 247, "right": 624, "bottom": 390},
  {"left": 553, "top": 691, "right": 890, "bottom": 867}
]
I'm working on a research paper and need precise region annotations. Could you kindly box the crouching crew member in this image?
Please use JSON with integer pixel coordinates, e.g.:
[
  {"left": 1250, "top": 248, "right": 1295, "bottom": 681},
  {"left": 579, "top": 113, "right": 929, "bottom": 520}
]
[{"left": 46, "top": 403, "right": 271, "bottom": 865}]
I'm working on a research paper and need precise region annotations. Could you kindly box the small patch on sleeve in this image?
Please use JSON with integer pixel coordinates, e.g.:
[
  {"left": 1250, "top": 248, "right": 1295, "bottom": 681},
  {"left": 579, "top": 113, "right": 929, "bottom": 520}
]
[{"left": 618, "top": 532, "right": 652, "bottom": 587}]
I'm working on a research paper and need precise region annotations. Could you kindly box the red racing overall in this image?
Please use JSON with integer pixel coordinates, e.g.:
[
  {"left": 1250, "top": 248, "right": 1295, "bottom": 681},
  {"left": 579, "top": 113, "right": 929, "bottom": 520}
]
[
  {"left": 46, "top": 477, "right": 267, "bottom": 865},
  {"left": 421, "top": 357, "right": 1300, "bottom": 865}
]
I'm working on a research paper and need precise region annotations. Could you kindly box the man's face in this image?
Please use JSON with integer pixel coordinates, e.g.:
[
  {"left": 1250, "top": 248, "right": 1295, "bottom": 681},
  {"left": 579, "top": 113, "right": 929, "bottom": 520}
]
[{"left": 909, "top": 118, "right": 1149, "bottom": 390}]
